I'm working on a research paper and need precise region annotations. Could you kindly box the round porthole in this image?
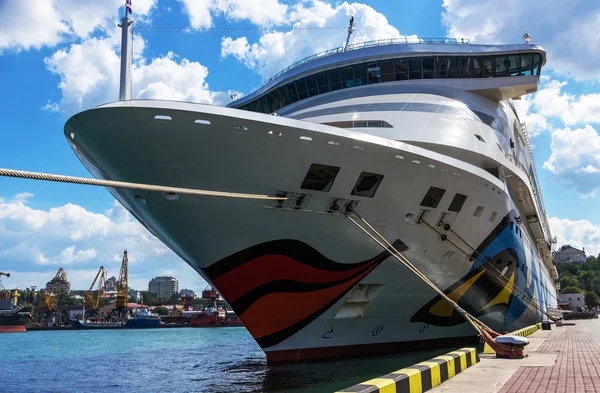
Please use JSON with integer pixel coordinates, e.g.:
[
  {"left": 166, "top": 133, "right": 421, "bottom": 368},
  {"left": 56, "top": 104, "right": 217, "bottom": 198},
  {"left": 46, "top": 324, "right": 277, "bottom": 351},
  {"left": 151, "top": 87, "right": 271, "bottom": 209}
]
[
  {"left": 164, "top": 192, "right": 181, "bottom": 201},
  {"left": 134, "top": 194, "right": 148, "bottom": 205}
]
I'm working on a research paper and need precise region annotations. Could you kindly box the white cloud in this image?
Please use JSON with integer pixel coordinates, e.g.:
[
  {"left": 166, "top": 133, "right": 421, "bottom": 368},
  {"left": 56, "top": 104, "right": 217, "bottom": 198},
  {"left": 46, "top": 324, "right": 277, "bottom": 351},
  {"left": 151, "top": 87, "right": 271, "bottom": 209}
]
[
  {"left": 531, "top": 80, "right": 600, "bottom": 127},
  {"left": 550, "top": 216, "right": 600, "bottom": 257},
  {"left": 442, "top": 0, "right": 600, "bottom": 81},
  {"left": 44, "top": 32, "right": 238, "bottom": 114},
  {"left": 41, "top": 101, "right": 61, "bottom": 113},
  {"left": 12, "top": 192, "right": 34, "bottom": 202},
  {"left": 511, "top": 77, "right": 600, "bottom": 138},
  {"left": 221, "top": 1, "right": 402, "bottom": 80},
  {"left": 0, "top": 194, "right": 206, "bottom": 291},
  {"left": 178, "top": 0, "right": 289, "bottom": 29},
  {"left": 511, "top": 95, "right": 551, "bottom": 138},
  {"left": 543, "top": 125, "right": 600, "bottom": 196},
  {"left": 0, "top": 0, "right": 156, "bottom": 53}
]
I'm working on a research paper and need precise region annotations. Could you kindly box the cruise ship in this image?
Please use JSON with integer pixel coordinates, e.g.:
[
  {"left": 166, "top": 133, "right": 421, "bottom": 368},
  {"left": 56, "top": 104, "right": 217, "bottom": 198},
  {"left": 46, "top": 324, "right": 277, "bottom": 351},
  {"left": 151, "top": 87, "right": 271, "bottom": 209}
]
[{"left": 64, "top": 18, "right": 558, "bottom": 363}]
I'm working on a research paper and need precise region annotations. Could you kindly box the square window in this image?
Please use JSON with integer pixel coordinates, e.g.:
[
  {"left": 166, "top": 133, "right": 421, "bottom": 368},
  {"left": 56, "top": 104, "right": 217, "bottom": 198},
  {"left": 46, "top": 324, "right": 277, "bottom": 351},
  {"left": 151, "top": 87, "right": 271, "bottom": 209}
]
[
  {"left": 473, "top": 205, "right": 484, "bottom": 217},
  {"left": 448, "top": 193, "right": 467, "bottom": 213},
  {"left": 300, "top": 164, "right": 340, "bottom": 192},
  {"left": 351, "top": 172, "right": 384, "bottom": 198},
  {"left": 420, "top": 187, "right": 446, "bottom": 208}
]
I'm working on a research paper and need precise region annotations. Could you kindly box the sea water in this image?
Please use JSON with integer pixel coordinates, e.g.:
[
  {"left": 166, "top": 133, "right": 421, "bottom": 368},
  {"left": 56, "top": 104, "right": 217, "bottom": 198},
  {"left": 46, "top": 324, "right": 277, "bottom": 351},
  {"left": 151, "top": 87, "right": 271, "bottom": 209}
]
[{"left": 0, "top": 327, "right": 462, "bottom": 393}]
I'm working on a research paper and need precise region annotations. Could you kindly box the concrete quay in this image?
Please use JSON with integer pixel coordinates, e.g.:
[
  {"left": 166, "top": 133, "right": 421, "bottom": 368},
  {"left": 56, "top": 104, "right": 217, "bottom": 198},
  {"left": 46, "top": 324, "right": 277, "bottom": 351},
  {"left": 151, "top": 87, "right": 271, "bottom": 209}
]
[{"left": 431, "top": 319, "right": 600, "bottom": 393}]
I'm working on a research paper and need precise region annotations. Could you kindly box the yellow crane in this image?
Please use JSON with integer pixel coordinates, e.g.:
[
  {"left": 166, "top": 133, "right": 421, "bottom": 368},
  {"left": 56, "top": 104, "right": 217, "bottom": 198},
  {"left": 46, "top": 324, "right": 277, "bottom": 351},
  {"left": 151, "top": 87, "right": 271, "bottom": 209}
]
[
  {"left": 84, "top": 266, "right": 107, "bottom": 318},
  {"left": 41, "top": 267, "right": 69, "bottom": 325},
  {"left": 43, "top": 267, "right": 69, "bottom": 313},
  {"left": 174, "top": 295, "right": 194, "bottom": 317},
  {"left": 109, "top": 250, "right": 129, "bottom": 321},
  {"left": 116, "top": 250, "right": 128, "bottom": 309}
]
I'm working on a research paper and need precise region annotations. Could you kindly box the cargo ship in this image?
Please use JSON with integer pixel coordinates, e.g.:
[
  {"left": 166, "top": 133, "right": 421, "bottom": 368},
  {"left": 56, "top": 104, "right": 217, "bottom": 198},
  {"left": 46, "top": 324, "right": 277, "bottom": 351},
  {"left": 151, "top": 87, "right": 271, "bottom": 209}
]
[
  {"left": 72, "top": 307, "right": 162, "bottom": 329},
  {"left": 0, "top": 273, "right": 32, "bottom": 333},
  {"left": 64, "top": 9, "right": 558, "bottom": 363},
  {"left": 191, "top": 287, "right": 244, "bottom": 327}
]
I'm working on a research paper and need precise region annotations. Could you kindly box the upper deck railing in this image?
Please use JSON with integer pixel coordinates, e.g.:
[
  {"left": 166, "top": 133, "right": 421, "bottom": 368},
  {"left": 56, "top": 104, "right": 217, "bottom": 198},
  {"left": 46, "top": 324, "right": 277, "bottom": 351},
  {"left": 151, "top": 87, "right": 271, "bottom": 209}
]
[{"left": 259, "top": 37, "right": 472, "bottom": 88}]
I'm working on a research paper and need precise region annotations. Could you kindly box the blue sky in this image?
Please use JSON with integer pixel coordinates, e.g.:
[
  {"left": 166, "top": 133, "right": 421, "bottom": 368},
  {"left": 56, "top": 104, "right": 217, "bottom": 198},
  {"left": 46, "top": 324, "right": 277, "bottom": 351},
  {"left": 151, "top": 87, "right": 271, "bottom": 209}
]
[{"left": 1, "top": 0, "right": 600, "bottom": 291}]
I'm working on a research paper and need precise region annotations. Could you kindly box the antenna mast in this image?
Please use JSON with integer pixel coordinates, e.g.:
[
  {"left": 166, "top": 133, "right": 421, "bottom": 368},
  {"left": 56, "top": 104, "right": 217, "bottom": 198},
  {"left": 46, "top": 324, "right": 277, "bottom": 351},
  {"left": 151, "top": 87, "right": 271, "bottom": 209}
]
[
  {"left": 119, "top": 0, "right": 133, "bottom": 101},
  {"left": 344, "top": 16, "right": 355, "bottom": 51}
]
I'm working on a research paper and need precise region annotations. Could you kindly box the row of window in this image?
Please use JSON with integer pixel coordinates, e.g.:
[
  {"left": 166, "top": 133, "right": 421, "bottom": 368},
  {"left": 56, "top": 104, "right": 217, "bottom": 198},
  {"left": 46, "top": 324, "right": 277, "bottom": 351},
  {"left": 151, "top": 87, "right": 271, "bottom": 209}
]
[
  {"left": 235, "top": 53, "right": 544, "bottom": 114},
  {"left": 420, "top": 186, "right": 505, "bottom": 226},
  {"left": 292, "top": 102, "right": 508, "bottom": 138},
  {"left": 300, "top": 163, "right": 384, "bottom": 198},
  {"left": 322, "top": 120, "right": 393, "bottom": 129}
]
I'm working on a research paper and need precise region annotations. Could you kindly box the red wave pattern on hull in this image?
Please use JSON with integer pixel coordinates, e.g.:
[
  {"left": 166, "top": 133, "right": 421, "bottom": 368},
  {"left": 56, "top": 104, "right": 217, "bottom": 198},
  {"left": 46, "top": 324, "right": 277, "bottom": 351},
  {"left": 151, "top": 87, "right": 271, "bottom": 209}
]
[{"left": 202, "top": 239, "right": 407, "bottom": 349}]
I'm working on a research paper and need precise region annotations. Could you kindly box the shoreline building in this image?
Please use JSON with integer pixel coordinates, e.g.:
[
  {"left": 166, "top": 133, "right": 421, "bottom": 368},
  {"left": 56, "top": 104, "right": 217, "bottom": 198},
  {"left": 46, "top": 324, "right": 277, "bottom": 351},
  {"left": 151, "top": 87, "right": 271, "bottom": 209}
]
[
  {"left": 148, "top": 276, "right": 179, "bottom": 299},
  {"left": 553, "top": 245, "right": 586, "bottom": 263},
  {"left": 179, "top": 289, "right": 195, "bottom": 298}
]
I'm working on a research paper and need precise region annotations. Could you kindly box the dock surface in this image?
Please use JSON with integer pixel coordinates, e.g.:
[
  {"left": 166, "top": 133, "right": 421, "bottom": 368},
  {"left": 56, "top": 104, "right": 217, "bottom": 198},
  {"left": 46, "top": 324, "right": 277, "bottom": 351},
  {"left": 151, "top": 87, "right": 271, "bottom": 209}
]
[{"left": 432, "top": 319, "right": 600, "bottom": 393}]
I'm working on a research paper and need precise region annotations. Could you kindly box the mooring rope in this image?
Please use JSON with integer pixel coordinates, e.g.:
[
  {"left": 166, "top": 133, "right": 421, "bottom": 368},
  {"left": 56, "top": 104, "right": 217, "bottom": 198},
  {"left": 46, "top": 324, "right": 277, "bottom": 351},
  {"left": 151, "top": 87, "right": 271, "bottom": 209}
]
[
  {"left": 420, "top": 218, "right": 557, "bottom": 322},
  {"left": 0, "top": 168, "right": 292, "bottom": 201},
  {"left": 342, "top": 207, "right": 497, "bottom": 337}
]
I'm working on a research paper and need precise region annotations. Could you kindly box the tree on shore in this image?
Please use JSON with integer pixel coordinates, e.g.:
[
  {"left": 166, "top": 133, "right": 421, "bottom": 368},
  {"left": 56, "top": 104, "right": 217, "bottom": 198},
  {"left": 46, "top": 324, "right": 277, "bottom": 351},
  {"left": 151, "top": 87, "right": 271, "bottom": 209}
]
[
  {"left": 585, "top": 292, "right": 599, "bottom": 309},
  {"left": 154, "top": 306, "right": 169, "bottom": 316}
]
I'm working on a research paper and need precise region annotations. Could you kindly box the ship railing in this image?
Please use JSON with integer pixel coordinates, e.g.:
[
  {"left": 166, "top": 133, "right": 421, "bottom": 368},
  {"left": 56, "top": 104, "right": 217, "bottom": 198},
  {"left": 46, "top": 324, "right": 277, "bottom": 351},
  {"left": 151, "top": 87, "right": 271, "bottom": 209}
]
[
  {"left": 259, "top": 36, "right": 471, "bottom": 87},
  {"left": 505, "top": 152, "right": 551, "bottom": 243},
  {"left": 519, "top": 122, "right": 550, "bottom": 238}
]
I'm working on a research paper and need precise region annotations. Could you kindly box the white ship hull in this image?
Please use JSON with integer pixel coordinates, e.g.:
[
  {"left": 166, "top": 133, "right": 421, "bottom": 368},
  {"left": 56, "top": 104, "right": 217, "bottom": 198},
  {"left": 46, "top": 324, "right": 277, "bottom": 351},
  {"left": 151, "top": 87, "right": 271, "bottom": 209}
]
[{"left": 65, "top": 97, "right": 556, "bottom": 363}]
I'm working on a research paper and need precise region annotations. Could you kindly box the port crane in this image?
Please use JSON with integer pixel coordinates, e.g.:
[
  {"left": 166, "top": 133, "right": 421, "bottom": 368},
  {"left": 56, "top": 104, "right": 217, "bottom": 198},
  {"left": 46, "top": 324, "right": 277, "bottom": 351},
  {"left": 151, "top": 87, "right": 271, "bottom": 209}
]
[
  {"left": 84, "top": 266, "right": 107, "bottom": 318},
  {"left": 174, "top": 295, "right": 194, "bottom": 317},
  {"left": 108, "top": 250, "right": 129, "bottom": 321},
  {"left": 41, "top": 268, "right": 69, "bottom": 325}
]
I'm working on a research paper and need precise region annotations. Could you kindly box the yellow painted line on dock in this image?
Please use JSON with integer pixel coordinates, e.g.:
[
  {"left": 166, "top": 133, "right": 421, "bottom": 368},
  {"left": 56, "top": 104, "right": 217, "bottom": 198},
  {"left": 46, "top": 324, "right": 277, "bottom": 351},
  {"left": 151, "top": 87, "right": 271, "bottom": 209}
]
[{"left": 335, "top": 348, "right": 479, "bottom": 393}]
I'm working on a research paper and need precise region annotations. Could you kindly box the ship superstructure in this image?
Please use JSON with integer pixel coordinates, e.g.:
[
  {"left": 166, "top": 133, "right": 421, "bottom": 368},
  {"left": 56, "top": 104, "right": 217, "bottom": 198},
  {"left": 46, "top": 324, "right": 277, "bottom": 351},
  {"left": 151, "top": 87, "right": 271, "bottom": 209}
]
[{"left": 64, "top": 18, "right": 557, "bottom": 363}]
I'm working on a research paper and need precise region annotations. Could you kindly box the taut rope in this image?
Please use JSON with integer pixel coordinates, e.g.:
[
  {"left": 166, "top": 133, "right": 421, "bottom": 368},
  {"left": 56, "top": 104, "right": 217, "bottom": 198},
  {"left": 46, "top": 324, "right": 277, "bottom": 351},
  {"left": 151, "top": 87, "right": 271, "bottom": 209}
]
[{"left": 0, "top": 168, "right": 292, "bottom": 201}]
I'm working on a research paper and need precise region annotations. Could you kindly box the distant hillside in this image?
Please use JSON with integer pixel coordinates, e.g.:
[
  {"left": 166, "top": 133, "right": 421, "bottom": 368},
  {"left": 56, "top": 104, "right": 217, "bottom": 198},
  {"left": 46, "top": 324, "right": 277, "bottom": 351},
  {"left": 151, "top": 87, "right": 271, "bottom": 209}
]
[{"left": 557, "top": 256, "right": 600, "bottom": 299}]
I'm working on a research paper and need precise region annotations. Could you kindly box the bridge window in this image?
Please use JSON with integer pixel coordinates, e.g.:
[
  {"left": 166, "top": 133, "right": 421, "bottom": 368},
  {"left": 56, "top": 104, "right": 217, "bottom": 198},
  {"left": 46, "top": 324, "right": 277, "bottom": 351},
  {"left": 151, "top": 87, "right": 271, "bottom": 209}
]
[
  {"left": 367, "top": 64, "right": 382, "bottom": 84},
  {"left": 394, "top": 59, "right": 409, "bottom": 80},
  {"left": 409, "top": 58, "right": 422, "bottom": 79},
  {"left": 379, "top": 61, "right": 394, "bottom": 82},
  {"left": 328, "top": 69, "right": 342, "bottom": 91},
  {"left": 520, "top": 54, "right": 532, "bottom": 76},
  {"left": 296, "top": 79, "right": 308, "bottom": 100},
  {"left": 317, "top": 71, "right": 330, "bottom": 94},
  {"left": 459, "top": 57, "right": 471, "bottom": 78},
  {"left": 341, "top": 66, "right": 354, "bottom": 88},
  {"left": 288, "top": 83, "right": 298, "bottom": 103},
  {"left": 423, "top": 58, "right": 435, "bottom": 79},
  {"left": 306, "top": 74, "right": 319, "bottom": 97},
  {"left": 532, "top": 54, "right": 542, "bottom": 75},
  {"left": 235, "top": 52, "right": 545, "bottom": 114},
  {"left": 353, "top": 63, "right": 368, "bottom": 86}
]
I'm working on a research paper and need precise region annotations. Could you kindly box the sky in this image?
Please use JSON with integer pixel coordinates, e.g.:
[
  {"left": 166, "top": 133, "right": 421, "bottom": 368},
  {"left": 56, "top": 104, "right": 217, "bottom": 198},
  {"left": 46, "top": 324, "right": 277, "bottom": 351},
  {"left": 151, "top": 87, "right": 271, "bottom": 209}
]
[{"left": 1, "top": 0, "right": 600, "bottom": 291}]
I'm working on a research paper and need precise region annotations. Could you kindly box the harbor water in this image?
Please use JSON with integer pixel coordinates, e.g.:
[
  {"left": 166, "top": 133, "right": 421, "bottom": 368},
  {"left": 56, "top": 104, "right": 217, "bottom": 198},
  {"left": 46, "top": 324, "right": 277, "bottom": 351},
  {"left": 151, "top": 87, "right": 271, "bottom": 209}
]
[{"left": 0, "top": 327, "right": 470, "bottom": 393}]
